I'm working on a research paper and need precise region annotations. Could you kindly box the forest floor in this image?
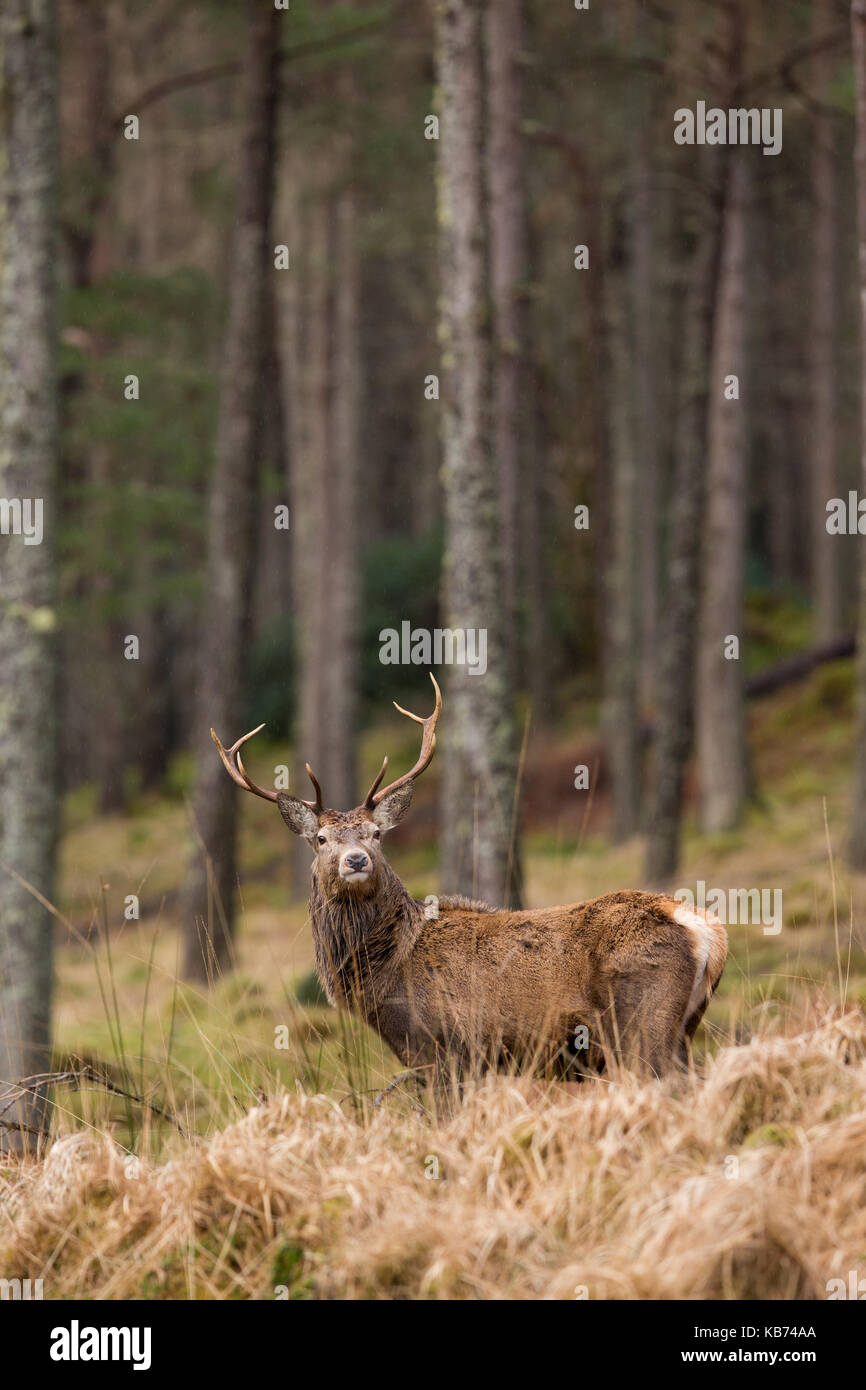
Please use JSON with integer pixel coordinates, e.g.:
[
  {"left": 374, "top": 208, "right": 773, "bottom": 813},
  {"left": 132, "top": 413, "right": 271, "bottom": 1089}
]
[{"left": 2, "top": 655, "right": 865, "bottom": 1298}]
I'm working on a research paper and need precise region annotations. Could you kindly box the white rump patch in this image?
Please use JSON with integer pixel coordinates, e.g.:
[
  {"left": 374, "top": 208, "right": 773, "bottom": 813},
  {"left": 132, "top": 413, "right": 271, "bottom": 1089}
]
[
  {"left": 673, "top": 904, "right": 714, "bottom": 933},
  {"left": 674, "top": 904, "right": 719, "bottom": 1020}
]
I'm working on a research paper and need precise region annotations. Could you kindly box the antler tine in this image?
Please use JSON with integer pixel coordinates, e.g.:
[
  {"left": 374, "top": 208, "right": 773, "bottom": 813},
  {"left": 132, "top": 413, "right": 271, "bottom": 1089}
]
[
  {"left": 363, "top": 756, "right": 389, "bottom": 807},
  {"left": 364, "top": 673, "right": 442, "bottom": 808},
  {"left": 304, "top": 763, "right": 325, "bottom": 814},
  {"left": 210, "top": 725, "right": 279, "bottom": 803}
]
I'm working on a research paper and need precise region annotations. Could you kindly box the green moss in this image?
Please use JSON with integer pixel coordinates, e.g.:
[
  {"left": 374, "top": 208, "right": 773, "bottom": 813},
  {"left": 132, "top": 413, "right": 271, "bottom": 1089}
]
[{"left": 271, "top": 1241, "right": 315, "bottom": 1299}]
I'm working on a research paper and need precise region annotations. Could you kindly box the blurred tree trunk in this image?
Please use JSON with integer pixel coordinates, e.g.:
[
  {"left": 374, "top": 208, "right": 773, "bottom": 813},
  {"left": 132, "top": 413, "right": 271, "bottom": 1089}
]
[
  {"left": 326, "top": 178, "right": 361, "bottom": 810},
  {"left": 810, "top": 0, "right": 843, "bottom": 641},
  {"left": 59, "top": 0, "right": 111, "bottom": 288},
  {"left": 486, "top": 0, "right": 526, "bottom": 687},
  {"left": 89, "top": 444, "right": 127, "bottom": 812},
  {"left": 181, "top": 0, "right": 278, "bottom": 980},
  {"left": 602, "top": 264, "right": 640, "bottom": 842},
  {"left": 518, "top": 7, "right": 550, "bottom": 722},
  {"left": 576, "top": 156, "right": 612, "bottom": 662},
  {"left": 632, "top": 18, "right": 659, "bottom": 709},
  {"left": 644, "top": 186, "right": 724, "bottom": 881},
  {"left": 437, "top": 0, "right": 523, "bottom": 908},
  {"left": 523, "top": 356, "right": 550, "bottom": 721},
  {"left": 848, "top": 0, "right": 866, "bottom": 868},
  {"left": 696, "top": 155, "right": 751, "bottom": 834},
  {"left": 602, "top": 0, "right": 650, "bottom": 843},
  {"left": 524, "top": 124, "right": 609, "bottom": 718},
  {"left": 315, "top": 30, "right": 360, "bottom": 822},
  {"left": 277, "top": 130, "right": 360, "bottom": 894},
  {"left": 645, "top": 2, "right": 742, "bottom": 883},
  {"left": 762, "top": 175, "right": 798, "bottom": 589},
  {"left": 0, "top": 0, "right": 60, "bottom": 1151},
  {"left": 281, "top": 191, "right": 329, "bottom": 870},
  {"left": 58, "top": 0, "right": 124, "bottom": 806},
  {"left": 136, "top": 602, "right": 171, "bottom": 791},
  {"left": 252, "top": 316, "right": 290, "bottom": 642},
  {"left": 135, "top": 531, "right": 172, "bottom": 792}
]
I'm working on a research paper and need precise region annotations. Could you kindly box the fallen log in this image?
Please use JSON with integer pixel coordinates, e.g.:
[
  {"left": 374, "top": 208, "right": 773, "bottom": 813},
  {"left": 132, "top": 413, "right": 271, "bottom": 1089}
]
[{"left": 744, "top": 633, "right": 855, "bottom": 699}]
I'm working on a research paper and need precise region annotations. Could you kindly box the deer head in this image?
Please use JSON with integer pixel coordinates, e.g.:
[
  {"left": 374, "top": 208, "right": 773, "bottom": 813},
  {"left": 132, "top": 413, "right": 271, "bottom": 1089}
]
[{"left": 211, "top": 673, "right": 442, "bottom": 899}]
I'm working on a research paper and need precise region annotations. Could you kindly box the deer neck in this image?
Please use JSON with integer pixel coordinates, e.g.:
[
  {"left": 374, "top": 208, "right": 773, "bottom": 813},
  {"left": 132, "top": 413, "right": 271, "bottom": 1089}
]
[{"left": 308, "top": 861, "right": 423, "bottom": 1010}]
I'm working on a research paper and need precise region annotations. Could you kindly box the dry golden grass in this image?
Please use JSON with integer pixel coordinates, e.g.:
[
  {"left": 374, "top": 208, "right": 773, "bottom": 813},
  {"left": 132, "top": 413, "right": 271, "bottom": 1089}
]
[
  {"left": 3, "top": 664, "right": 865, "bottom": 1299},
  {"left": 2, "top": 1011, "right": 866, "bottom": 1300}
]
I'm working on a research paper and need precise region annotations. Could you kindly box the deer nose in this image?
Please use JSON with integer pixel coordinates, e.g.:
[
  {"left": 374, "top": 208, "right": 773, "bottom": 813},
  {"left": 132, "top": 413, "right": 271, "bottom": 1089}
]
[{"left": 345, "top": 853, "right": 370, "bottom": 873}]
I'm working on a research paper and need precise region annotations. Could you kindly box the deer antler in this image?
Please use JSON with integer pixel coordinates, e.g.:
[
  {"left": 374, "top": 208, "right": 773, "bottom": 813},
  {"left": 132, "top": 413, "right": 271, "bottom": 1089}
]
[
  {"left": 363, "top": 673, "right": 442, "bottom": 808},
  {"left": 211, "top": 726, "right": 324, "bottom": 812}
]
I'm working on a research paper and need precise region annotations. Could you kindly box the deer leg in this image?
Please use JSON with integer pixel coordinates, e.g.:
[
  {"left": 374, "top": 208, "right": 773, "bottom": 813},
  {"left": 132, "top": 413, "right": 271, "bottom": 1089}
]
[
  {"left": 598, "top": 984, "right": 694, "bottom": 1078},
  {"left": 422, "top": 1049, "right": 467, "bottom": 1120}
]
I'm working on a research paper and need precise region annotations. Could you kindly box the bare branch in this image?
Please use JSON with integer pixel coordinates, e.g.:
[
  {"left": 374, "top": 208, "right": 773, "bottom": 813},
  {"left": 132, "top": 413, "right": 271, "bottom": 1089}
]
[
  {"left": 1, "top": 1067, "right": 188, "bottom": 1139},
  {"left": 114, "top": 5, "right": 402, "bottom": 130}
]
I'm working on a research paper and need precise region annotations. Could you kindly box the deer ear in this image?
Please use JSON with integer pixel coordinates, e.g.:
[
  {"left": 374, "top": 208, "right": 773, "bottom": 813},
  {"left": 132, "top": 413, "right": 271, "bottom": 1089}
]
[
  {"left": 371, "top": 782, "right": 414, "bottom": 832},
  {"left": 276, "top": 793, "right": 320, "bottom": 844}
]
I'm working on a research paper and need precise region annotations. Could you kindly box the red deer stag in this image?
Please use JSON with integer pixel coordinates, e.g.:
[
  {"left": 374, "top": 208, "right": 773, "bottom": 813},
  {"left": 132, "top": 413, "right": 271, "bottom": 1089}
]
[{"left": 212, "top": 675, "right": 726, "bottom": 1083}]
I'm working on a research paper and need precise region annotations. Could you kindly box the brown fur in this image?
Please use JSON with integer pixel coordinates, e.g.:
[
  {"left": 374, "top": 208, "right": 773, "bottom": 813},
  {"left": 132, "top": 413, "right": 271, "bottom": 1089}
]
[
  {"left": 215, "top": 689, "right": 727, "bottom": 1081},
  {"left": 284, "top": 803, "right": 727, "bottom": 1080}
]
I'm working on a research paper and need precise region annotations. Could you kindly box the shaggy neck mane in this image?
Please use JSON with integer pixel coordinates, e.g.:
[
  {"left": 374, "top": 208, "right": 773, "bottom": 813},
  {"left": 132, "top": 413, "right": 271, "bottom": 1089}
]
[{"left": 309, "top": 859, "right": 423, "bottom": 1007}]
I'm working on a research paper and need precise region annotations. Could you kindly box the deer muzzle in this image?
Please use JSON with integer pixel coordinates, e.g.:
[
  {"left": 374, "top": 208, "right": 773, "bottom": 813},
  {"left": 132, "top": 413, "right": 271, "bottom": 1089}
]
[{"left": 340, "top": 850, "right": 371, "bottom": 882}]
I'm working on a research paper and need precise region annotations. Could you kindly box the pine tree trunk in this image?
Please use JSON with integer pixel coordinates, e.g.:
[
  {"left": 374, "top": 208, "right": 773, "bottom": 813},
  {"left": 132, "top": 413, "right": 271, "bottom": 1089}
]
[
  {"left": 181, "top": 0, "right": 278, "bottom": 980},
  {"left": 326, "top": 179, "right": 361, "bottom": 810},
  {"left": 0, "top": 0, "right": 60, "bottom": 1151},
  {"left": 632, "top": 26, "right": 659, "bottom": 709},
  {"left": 251, "top": 315, "right": 289, "bottom": 643},
  {"left": 696, "top": 155, "right": 750, "bottom": 834},
  {"left": 89, "top": 443, "right": 127, "bottom": 813},
  {"left": 523, "top": 355, "right": 551, "bottom": 720},
  {"left": 763, "top": 174, "right": 798, "bottom": 589},
  {"left": 848, "top": 0, "right": 866, "bottom": 868},
  {"left": 486, "top": 0, "right": 526, "bottom": 686},
  {"left": 644, "top": 4, "right": 742, "bottom": 883},
  {"left": 811, "top": 0, "right": 843, "bottom": 641},
  {"left": 602, "top": 265, "right": 641, "bottom": 842},
  {"left": 645, "top": 156, "right": 728, "bottom": 881},
  {"left": 278, "top": 177, "right": 359, "bottom": 847},
  {"left": 602, "top": 1, "right": 649, "bottom": 841},
  {"left": 436, "top": 0, "right": 522, "bottom": 907},
  {"left": 59, "top": 0, "right": 111, "bottom": 288}
]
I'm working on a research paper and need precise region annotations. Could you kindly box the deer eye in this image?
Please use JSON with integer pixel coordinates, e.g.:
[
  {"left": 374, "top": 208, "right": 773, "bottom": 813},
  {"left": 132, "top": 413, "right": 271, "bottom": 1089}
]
[
  {"left": 372, "top": 827, "right": 380, "bottom": 840},
  {"left": 317, "top": 833, "right": 327, "bottom": 845}
]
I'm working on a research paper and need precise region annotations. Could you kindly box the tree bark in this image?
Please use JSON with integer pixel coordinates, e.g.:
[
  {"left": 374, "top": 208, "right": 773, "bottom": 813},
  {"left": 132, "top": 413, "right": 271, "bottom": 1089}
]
[
  {"left": 811, "top": 0, "right": 843, "bottom": 641},
  {"left": 523, "top": 354, "right": 551, "bottom": 720},
  {"left": 644, "top": 203, "right": 724, "bottom": 880},
  {"left": 602, "top": 0, "right": 651, "bottom": 842},
  {"left": 848, "top": 0, "right": 866, "bottom": 868},
  {"left": 627, "top": 0, "right": 660, "bottom": 710},
  {"left": 59, "top": 0, "right": 112, "bottom": 288},
  {"left": 326, "top": 179, "right": 361, "bottom": 811},
  {"left": 523, "top": 123, "right": 609, "bottom": 721},
  {"left": 644, "top": 2, "right": 742, "bottom": 882},
  {"left": 602, "top": 264, "right": 641, "bottom": 842},
  {"left": 0, "top": 0, "right": 60, "bottom": 1151},
  {"left": 277, "top": 149, "right": 360, "bottom": 892},
  {"left": 696, "top": 154, "right": 751, "bottom": 834},
  {"left": 88, "top": 443, "right": 127, "bottom": 813},
  {"left": 763, "top": 173, "right": 798, "bottom": 589},
  {"left": 436, "top": 0, "right": 523, "bottom": 907},
  {"left": 486, "top": 0, "right": 527, "bottom": 687},
  {"left": 181, "top": 0, "right": 278, "bottom": 980}
]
